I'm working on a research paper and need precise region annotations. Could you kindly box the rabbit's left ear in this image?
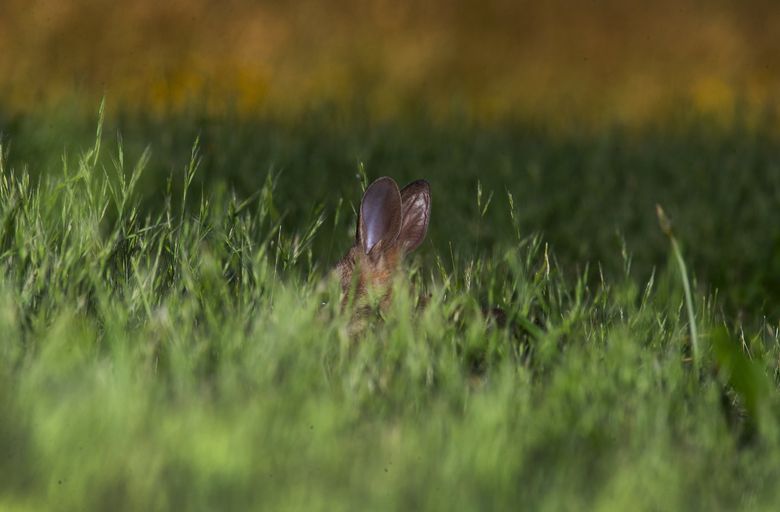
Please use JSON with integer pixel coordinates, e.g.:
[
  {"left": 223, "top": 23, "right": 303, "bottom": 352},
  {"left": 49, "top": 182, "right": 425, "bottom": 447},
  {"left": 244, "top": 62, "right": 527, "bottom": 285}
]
[
  {"left": 398, "top": 180, "right": 431, "bottom": 253},
  {"left": 358, "top": 177, "right": 403, "bottom": 257}
]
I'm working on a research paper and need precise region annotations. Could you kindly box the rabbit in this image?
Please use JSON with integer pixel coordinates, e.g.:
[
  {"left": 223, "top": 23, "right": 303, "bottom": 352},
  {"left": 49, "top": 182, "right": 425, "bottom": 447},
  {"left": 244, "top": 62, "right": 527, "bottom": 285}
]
[
  {"left": 333, "top": 176, "right": 530, "bottom": 384},
  {"left": 335, "top": 176, "right": 431, "bottom": 313}
]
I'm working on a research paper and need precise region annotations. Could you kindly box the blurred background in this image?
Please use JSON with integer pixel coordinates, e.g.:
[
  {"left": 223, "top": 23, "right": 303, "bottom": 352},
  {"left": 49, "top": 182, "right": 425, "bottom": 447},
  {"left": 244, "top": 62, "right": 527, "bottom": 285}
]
[{"left": 2, "top": 0, "right": 780, "bottom": 123}]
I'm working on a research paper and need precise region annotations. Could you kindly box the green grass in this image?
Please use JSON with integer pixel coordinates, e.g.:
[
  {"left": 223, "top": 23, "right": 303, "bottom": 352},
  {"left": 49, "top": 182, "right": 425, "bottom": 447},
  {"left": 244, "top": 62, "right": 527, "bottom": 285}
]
[{"left": 1, "top": 104, "right": 780, "bottom": 510}]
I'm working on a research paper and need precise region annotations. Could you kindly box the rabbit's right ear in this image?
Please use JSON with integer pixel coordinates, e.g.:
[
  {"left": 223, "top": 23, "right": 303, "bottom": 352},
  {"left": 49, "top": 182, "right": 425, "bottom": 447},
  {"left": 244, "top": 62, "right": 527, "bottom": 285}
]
[
  {"left": 398, "top": 179, "right": 431, "bottom": 253},
  {"left": 357, "top": 177, "right": 402, "bottom": 257}
]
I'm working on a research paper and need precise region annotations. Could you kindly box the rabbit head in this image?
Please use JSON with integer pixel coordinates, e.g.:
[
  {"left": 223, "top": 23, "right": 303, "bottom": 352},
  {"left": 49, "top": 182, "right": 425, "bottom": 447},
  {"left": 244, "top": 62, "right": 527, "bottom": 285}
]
[{"left": 336, "top": 177, "right": 431, "bottom": 310}]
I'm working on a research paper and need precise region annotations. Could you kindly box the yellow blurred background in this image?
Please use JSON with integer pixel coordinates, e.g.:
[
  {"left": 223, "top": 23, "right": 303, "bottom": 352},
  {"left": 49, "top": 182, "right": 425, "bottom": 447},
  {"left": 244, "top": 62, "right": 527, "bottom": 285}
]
[{"left": 2, "top": 0, "right": 779, "bottom": 122}]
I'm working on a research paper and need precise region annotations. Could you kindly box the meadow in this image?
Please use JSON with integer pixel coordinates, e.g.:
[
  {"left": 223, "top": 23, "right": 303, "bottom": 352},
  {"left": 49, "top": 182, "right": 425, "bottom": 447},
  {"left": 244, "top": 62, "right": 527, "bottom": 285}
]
[{"left": 1, "top": 103, "right": 780, "bottom": 510}]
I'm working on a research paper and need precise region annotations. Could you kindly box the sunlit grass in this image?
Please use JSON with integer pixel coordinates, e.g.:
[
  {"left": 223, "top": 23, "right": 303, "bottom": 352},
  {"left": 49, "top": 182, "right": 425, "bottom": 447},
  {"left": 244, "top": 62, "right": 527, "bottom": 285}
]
[{"left": 3, "top": 1, "right": 780, "bottom": 124}]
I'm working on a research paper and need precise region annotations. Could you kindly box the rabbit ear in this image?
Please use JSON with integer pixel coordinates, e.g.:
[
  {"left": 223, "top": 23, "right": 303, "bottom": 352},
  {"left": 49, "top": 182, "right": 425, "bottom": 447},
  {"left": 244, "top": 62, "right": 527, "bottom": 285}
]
[
  {"left": 398, "top": 179, "right": 431, "bottom": 253},
  {"left": 357, "top": 177, "right": 402, "bottom": 256}
]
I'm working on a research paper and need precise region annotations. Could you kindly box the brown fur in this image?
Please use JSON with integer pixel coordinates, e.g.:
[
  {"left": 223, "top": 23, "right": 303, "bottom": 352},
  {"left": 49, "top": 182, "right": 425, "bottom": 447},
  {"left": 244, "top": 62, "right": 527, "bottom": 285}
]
[{"left": 336, "top": 242, "right": 401, "bottom": 311}]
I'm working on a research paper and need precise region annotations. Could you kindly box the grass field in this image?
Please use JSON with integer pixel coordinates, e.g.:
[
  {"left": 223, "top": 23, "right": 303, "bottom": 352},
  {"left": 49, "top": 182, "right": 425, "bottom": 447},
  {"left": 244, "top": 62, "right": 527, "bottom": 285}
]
[{"left": 2, "top": 103, "right": 780, "bottom": 510}]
